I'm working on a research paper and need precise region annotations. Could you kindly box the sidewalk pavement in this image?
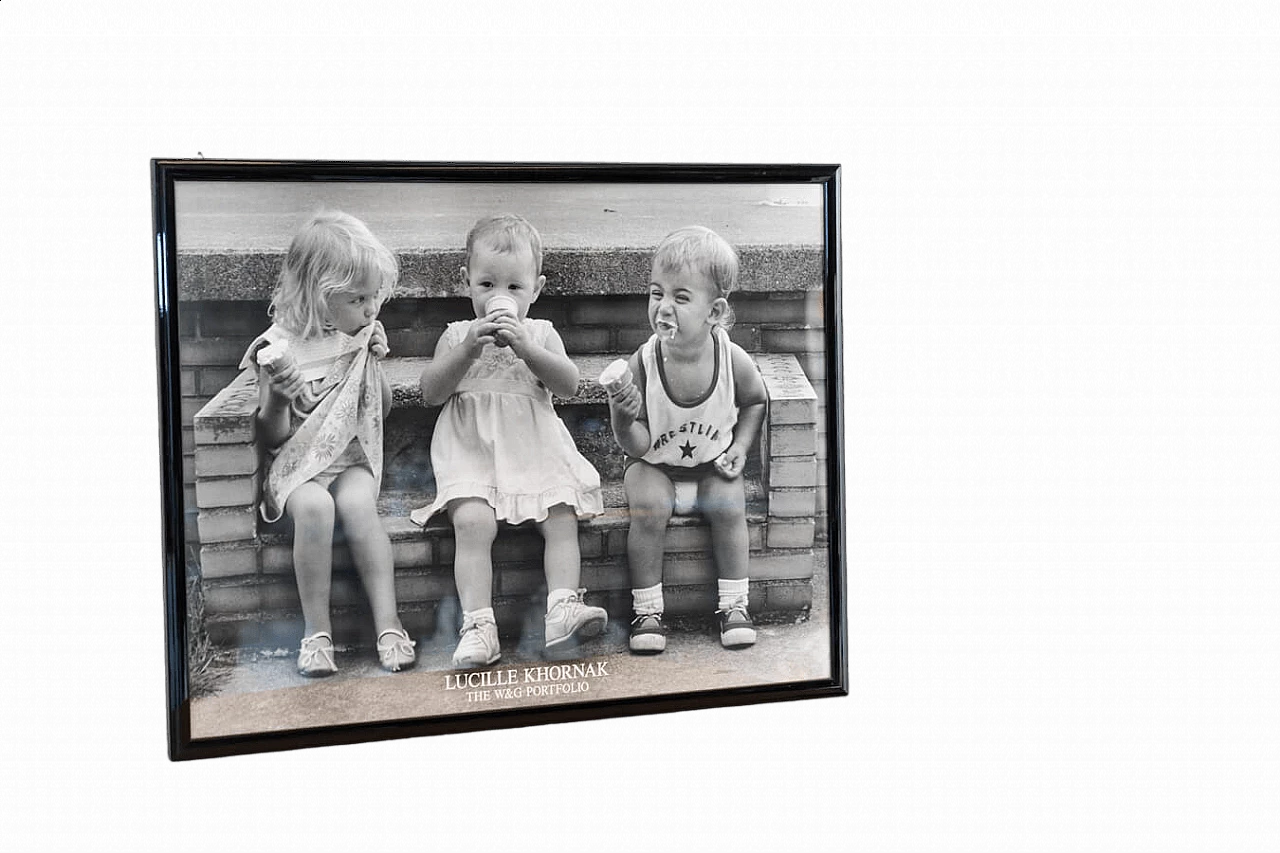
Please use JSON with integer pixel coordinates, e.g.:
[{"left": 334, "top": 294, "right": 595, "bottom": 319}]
[{"left": 189, "top": 552, "right": 834, "bottom": 739}]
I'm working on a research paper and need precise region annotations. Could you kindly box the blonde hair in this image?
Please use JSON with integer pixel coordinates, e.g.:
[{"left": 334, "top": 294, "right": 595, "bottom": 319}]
[
  {"left": 268, "top": 211, "right": 399, "bottom": 338},
  {"left": 653, "top": 226, "right": 739, "bottom": 327},
  {"left": 464, "top": 213, "right": 544, "bottom": 276}
]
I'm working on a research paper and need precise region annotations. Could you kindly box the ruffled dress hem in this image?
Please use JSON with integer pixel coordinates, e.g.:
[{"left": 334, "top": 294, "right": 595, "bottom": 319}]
[
  {"left": 409, "top": 482, "right": 603, "bottom": 527},
  {"left": 409, "top": 318, "right": 603, "bottom": 528}
]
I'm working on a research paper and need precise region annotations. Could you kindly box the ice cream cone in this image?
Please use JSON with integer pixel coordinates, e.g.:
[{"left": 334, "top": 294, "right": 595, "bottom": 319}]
[
  {"left": 256, "top": 341, "right": 292, "bottom": 375},
  {"left": 598, "top": 358, "right": 633, "bottom": 396}
]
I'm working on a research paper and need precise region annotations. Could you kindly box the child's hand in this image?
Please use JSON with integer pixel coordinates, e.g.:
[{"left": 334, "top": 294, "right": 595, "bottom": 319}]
[
  {"left": 492, "top": 314, "right": 532, "bottom": 354},
  {"left": 263, "top": 359, "right": 305, "bottom": 404},
  {"left": 714, "top": 445, "right": 746, "bottom": 480},
  {"left": 462, "top": 311, "right": 503, "bottom": 355},
  {"left": 368, "top": 321, "right": 390, "bottom": 359},
  {"left": 608, "top": 382, "right": 642, "bottom": 425}
]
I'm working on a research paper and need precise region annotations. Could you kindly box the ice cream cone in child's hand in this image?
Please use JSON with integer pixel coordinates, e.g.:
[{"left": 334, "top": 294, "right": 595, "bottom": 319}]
[
  {"left": 256, "top": 340, "right": 293, "bottom": 375},
  {"left": 598, "top": 358, "right": 633, "bottom": 398}
]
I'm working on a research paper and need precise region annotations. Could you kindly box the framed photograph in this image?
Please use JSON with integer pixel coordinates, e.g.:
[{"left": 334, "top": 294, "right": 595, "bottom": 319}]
[{"left": 154, "top": 159, "right": 846, "bottom": 760}]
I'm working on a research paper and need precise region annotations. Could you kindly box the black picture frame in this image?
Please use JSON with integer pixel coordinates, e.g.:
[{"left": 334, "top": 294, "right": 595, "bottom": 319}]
[{"left": 154, "top": 159, "right": 846, "bottom": 760}]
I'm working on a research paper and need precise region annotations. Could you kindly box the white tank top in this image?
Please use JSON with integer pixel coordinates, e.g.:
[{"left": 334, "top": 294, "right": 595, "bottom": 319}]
[{"left": 639, "top": 327, "right": 738, "bottom": 467}]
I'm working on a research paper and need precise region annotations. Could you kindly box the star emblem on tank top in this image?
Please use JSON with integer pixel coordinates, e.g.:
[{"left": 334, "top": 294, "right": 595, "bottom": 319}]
[{"left": 679, "top": 440, "right": 696, "bottom": 459}]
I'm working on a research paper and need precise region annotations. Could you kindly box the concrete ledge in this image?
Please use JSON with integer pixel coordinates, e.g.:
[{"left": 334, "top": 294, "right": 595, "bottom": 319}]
[{"left": 177, "top": 245, "right": 823, "bottom": 300}]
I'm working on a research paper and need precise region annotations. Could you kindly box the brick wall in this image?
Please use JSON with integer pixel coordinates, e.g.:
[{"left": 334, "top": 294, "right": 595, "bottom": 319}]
[{"left": 178, "top": 291, "right": 832, "bottom": 544}]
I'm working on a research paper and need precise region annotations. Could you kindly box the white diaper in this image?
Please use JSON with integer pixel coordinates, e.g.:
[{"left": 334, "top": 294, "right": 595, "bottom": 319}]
[{"left": 672, "top": 479, "right": 699, "bottom": 516}]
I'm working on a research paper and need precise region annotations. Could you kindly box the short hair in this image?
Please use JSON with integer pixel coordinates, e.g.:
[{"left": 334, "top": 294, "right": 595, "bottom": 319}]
[
  {"left": 268, "top": 211, "right": 399, "bottom": 338},
  {"left": 652, "top": 226, "right": 739, "bottom": 329},
  {"left": 464, "top": 214, "right": 544, "bottom": 277},
  {"left": 652, "top": 226, "right": 739, "bottom": 298}
]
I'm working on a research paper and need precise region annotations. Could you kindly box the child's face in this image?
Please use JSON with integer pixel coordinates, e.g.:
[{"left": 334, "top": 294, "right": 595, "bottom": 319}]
[
  {"left": 462, "top": 241, "right": 545, "bottom": 320},
  {"left": 325, "top": 276, "right": 383, "bottom": 336},
  {"left": 648, "top": 262, "right": 726, "bottom": 344}
]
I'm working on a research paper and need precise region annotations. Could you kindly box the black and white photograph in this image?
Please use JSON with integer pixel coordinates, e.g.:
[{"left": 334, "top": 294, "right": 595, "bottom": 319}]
[{"left": 156, "top": 162, "right": 845, "bottom": 756}]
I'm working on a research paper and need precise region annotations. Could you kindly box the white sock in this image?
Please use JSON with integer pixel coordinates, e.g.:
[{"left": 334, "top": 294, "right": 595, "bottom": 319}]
[
  {"left": 547, "top": 588, "right": 576, "bottom": 608},
  {"left": 718, "top": 577, "right": 749, "bottom": 611},
  {"left": 463, "top": 607, "right": 495, "bottom": 626},
  {"left": 632, "top": 582, "right": 664, "bottom": 616}
]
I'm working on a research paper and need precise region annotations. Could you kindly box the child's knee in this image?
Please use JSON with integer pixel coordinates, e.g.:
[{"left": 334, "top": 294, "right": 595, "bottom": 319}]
[
  {"left": 702, "top": 501, "right": 747, "bottom": 528},
  {"left": 624, "top": 468, "right": 674, "bottom": 525},
  {"left": 455, "top": 518, "right": 497, "bottom": 544},
  {"left": 287, "top": 487, "right": 335, "bottom": 528},
  {"left": 538, "top": 504, "right": 578, "bottom": 537},
  {"left": 628, "top": 505, "right": 672, "bottom": 534},
  {"left": 451, "top": 502, "right": 498, "bottom": 543},
  {"left": 332, "top": 484, "right": 377, "bottom": 525},
  {"left": 330, "top": 468, "right": 373, "bottom": 507},
  {"left": 543, "top": 503, "right": 576, "bottom": 524},
  {"left": 699, "top": 480, "right": 746, "bottom": 525}
]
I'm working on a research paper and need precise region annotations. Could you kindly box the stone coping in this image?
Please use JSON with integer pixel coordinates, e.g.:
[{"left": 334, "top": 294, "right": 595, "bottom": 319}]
[{"left": 177, "top": 245, "right": 824, "bottom": 300}]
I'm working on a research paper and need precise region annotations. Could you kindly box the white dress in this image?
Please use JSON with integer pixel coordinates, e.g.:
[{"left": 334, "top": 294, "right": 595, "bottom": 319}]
[{"left": 409, "top": 319, "right": 603, "bottom": 525}]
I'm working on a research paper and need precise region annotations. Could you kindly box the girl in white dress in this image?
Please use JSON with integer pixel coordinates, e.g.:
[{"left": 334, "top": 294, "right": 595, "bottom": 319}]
[{"left": 411, "top": 215, "right": 607, "bottom": 668}]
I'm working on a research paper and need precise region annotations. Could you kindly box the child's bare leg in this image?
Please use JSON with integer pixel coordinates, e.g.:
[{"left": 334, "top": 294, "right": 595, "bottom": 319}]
[
  {"left": 539, "top": 503, "right": 606, "bottom": 649},
  {"left": 448, "top": 498, "right": 497, "bottom": 612},
  {"left": 699, "top": 473, "right": 755, "bottom": 647},
  {"left": 285, "top": 481, "right": 336, "bottom": 637},
  {"left": 537, "top": 504, "right": 581, "bottom": 591},
  {"left": 623, "top": 462, "right": 675, "bottom": 589},
  {"left": 331, "top": 466, "right": 403, "bottom": 635},
  {"left": 447, "top": 498, "right": 501, "bottom": 667},
  {"left": 624, "top": 462, "right": 674, "bottom": 653},
  {"left": 697, "top": 473, "right": 749, "bottom": 580}
]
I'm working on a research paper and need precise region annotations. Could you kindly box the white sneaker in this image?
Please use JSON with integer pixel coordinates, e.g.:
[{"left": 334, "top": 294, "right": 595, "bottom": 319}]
[
  {"left": 544, "top": 590, "right": 608, "bottom": 649},
  {"left": 452, "top": 614, "right": 500, "bottom": 669}
]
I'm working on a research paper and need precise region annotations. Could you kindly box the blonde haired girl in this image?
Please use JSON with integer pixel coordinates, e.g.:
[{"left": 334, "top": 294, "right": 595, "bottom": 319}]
[{"left": 240, "top": 211, "right": 414, "bottom": 676}]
